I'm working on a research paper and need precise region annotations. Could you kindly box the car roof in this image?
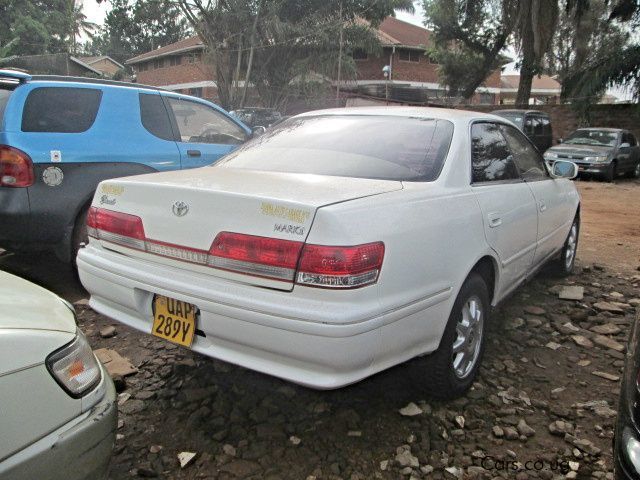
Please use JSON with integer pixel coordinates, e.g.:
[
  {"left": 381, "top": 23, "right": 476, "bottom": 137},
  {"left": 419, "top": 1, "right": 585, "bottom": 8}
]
[
  {"left": 573, "top": 127, "right": 623, "bottom": 133},
  {"left": 294, "top": 106, "right": 508, "bottom": 123},
  {"left": 28, "top": 75, "right": 168, "bottom": 92},
  {"left": 491, "top": 109, "right": 548, "bottom": 116}
]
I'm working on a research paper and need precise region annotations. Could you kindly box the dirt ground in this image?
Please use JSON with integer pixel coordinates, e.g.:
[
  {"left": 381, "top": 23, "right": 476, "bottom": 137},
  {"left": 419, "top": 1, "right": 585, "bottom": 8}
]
[{"left": 1, "top": 178, "right": 639, "bottom": 480}]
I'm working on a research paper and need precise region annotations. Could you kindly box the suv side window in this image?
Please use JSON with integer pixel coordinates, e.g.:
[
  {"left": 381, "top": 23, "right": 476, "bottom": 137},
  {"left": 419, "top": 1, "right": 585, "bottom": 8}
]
[
  {"left": 629, "top": 133, "right": 637, "bottom": 147},
  {"left": 22, "top": 87, "right": 102, "bottom": 133},
  {"left": 166, "top": 97, "right": 247, "bottom": 145},
  {"left": 471, "top": 123, "right": 520, "bottom": 183},
  {"left": 139, "top": 93, "right": 175, "bottom": 141},
  {"left": 500, "top": 124, "right": 549, "bottom": 181},
  {"left": 541, "top": 116, "right": 551, "bottom": 135}
]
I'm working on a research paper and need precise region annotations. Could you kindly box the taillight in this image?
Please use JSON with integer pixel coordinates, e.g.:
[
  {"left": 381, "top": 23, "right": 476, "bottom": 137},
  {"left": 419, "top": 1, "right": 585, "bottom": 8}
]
[
  {"left": 86, "top": 206, "right": 146, "bottom": 250},
  {"left": 0, "top": 145, "right": 34, "bottom": 187},
  {"left": 296, "top": 242, "right": 385, "bottom": 288},
  {"left": 86, "top": 208, "right": 384, "bottom": 289},
  {"left": 209, "top": 232, "right": 303, "bottom": 281}
]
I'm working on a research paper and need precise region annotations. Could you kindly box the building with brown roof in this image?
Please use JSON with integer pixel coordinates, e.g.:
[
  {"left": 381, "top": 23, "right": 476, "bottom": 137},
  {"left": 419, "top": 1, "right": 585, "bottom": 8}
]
[
  {"left": 500, "top": 74, "right": 562, "bottom": 105},
  {"left": 126, "top": 17, "right": 502, "bottom": 105},
  {"left": 79, "top": 56, "right": 125, "bottom": 78}
]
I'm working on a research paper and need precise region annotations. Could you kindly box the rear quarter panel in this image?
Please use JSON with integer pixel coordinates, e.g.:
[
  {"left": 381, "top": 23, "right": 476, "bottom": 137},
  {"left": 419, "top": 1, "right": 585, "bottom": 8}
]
[{"left": 305, "top": 182, "right": 491, "bottom": 361}]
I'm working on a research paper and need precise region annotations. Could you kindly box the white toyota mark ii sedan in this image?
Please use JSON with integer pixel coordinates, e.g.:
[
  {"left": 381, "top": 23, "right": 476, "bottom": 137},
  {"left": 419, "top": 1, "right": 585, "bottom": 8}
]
[
  {"left": 77, "top": 107, "right": 580, "bottom": 398},
  {"left": 0, "top": 272, "right": 116, "bottom": 480}
]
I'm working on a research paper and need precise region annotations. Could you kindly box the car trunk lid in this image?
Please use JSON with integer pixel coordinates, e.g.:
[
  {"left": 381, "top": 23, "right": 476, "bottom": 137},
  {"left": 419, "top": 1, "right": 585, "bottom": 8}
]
[{"left": 92, "top": 167, "right": 402, "bottom": 290}]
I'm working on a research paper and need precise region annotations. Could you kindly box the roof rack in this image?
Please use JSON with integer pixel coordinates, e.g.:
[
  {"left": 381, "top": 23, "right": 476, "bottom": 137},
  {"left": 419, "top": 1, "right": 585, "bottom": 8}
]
[{"left": 29, "top": 75, "right": 169, "bottom": 92}]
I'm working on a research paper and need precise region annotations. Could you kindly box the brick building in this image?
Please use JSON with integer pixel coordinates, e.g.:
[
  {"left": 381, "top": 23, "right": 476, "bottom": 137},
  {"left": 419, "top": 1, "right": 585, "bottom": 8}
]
[{"left": 126, "top": 17, "right": 502, "bottom": 105}]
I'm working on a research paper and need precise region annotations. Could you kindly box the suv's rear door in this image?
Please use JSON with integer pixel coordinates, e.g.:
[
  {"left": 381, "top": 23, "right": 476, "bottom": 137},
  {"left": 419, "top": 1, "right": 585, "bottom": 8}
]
[{"left": 161, "top": 94, "right": 250, "bottom": 169}]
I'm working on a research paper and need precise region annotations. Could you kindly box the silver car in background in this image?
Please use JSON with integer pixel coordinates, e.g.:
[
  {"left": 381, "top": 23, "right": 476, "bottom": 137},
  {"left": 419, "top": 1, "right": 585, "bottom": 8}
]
[
  {"left": 544, "top": 128, "right": 640, "bottom": 182},
  {"left": 0, "top": 272, "right": 116, "bottom": 480}
]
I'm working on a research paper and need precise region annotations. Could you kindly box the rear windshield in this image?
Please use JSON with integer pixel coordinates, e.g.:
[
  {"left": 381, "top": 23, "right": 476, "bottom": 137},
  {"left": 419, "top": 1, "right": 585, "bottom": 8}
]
[
  {"left": 216, "top": 115, "right": 454, "bottom": 182},
  {"left": 0, "top": 89, "right": 12, "bottom": 125}
]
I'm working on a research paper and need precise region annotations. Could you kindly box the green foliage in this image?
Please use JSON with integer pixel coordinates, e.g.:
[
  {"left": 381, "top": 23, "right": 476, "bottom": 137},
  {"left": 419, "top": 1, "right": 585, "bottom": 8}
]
[
  {"left": 0, "top": 0, "right": 70, "bottom": 55},
  {"left": 563, "top": 0, "right": 639, "bottom": 104},
  {"left": 178, "top": 0, "right": 413, "bottom": 110},
  {"left": 87, "top": 0, "right": 190, "bottom": 64},
  {"left": 423, "top": 0, "right": 515, "bottom": 100}
]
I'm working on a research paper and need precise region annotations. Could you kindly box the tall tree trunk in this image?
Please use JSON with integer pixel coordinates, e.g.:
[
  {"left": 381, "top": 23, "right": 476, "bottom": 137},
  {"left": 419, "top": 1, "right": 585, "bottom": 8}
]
[
  {"left": 515, "top": 2, "right": 535, "bottom": 106},
  {"left": 232, "top": 34, "right": 243, "bottom": 108},
  {"left": 240, "top": 2, "right": 261, "bottom": 108},
  {"left": 516, "top": 59, "right": 534, "bottom": 106}
]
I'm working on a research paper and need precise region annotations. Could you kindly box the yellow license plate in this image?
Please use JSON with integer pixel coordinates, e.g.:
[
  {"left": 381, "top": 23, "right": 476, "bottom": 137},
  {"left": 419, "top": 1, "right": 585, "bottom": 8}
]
[{"left": 151, "top": 295, "right": 197, "bottom": 347}]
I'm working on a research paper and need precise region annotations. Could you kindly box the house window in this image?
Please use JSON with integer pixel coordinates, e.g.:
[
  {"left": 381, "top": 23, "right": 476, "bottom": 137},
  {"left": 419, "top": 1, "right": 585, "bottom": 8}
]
[
  {"left": 189, "top": 87, "right": 203, "bottom": 98},
  {"left": 153, "top": 58, "right": 165, "bottom": 69},
  {"left": 138, "top": 63, "right": 148, "bottom": 72},
  {"left": 169, "top": 56, "right": 182, "bottom": 67},
  {"left": 186, "top": 52, "right": 201, "bottom": 64},
  {"left": 398, "top": 50, "right": 421, "bottom": 62},
  {"left": 352, "top": 49, "right": 368, "bottom": 61}
]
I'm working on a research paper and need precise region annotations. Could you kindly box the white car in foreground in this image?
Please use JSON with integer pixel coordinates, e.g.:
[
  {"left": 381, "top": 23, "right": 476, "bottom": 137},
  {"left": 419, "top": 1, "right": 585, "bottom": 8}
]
[
  {"left": 78, "top": 107, "right": 580, "bottom": 398},
  {"left": 0, "top": 272, "right": 116, "bottom": 480}
]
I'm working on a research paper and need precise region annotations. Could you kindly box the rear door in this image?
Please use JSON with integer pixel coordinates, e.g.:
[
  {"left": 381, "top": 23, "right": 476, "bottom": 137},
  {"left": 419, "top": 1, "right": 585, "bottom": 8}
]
[
  {"left": 620, "top": 132, "right": 635, "bottom": 172},
  {"left": 500, "top": 124, "right": 572, "bottom": 266},
  {"left": 162, "top": 95, "right": 250, "bottom": 169},
  {"left": 470, "top": 122, "right": 538, "bottom": 298}
]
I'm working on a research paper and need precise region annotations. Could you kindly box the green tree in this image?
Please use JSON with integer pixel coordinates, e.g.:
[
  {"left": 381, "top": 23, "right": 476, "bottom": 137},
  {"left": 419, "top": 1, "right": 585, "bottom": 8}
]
[
  {"left": 67, "top": 0, "right": 98, "bottom": 54},
  {"left": 0, "top": 0, "right": 69, "bottom": 55},
  {"left": 423, "top": 0, "right": 517, "bottom": 101},
  {"left": 177, "top": 0, "right": 413, "bottom": 110},
  {"left": 563, "top": 0, "right": 638, "bottom": 103},
  {"left": 89, "top": 0, "right": 190, "bottom": 64}
]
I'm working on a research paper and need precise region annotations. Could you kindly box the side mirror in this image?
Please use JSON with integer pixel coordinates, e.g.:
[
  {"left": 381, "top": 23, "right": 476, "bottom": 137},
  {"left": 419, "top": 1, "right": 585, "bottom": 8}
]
[
  {"left": 557, "top": 138, "right": 563, "bottom": 144},
  {"left": 620, "top": 142, "right": 631, "bottom": 150},
  {"left": 551, "top": 160, "right": 578, "bottom": 179},
  {"left": 252, "top": 125, "right": 266, "bottom": 136}
]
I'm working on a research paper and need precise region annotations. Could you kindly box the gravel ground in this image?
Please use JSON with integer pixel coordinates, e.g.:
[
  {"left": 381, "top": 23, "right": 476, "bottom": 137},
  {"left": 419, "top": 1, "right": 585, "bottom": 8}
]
[
  {"left": 1, "top": 179, "right": 638, "bottom": 480},
  {"left": 78, "top": 262, "right": 638, "bottom": 480}
]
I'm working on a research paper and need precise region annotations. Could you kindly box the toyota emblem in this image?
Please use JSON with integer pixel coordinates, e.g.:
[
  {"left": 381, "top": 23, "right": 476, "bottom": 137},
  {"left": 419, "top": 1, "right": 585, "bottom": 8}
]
[{"left": 172, "top": 201, "right": 189, "bottom": 217}]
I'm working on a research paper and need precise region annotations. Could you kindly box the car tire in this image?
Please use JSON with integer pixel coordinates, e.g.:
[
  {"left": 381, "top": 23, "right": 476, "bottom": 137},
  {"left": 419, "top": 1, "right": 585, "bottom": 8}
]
[
  {"left": 71, "top": 206, "right": 89, "bottom": 267},
  {"left": 604, "top": 161, "right": 617, "bottom": 182},
  {"left": 423, "top": 273, "right": 489, "bottom": 399},
  {"left": 626, "top": 162, "right": 640, "bottom": 179},
  {"left": 553, "top": 215, "right": 579, "bottom": 276}
]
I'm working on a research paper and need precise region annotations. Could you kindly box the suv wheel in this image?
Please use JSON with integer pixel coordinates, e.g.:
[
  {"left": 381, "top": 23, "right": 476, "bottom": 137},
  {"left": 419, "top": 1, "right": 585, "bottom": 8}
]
[{"left": 423, "top": 273, "right": 489, "bottom": 399}]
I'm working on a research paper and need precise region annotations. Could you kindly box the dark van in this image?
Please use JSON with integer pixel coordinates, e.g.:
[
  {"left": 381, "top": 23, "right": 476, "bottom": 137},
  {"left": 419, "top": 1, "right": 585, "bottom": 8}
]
[{"left": 491, "top": 109, "right": 553, "bottom": 153}]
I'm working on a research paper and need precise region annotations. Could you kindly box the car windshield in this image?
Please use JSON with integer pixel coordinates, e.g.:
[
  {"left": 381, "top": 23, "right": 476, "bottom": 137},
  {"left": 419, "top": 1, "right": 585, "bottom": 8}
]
[
  {"left": 494, "top": 112, "right": 524, "bottom": 129},
  {"left": 564, "top": 130, "right": 618, "bottom": 147},
  {"left": 216, "top": 115, "right": 455, "bottom": 182}
]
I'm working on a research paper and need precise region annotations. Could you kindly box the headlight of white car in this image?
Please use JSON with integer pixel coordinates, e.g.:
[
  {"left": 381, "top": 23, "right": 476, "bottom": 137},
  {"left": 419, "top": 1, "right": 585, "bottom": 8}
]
[
  {"left": 46, "top": 329, "right": 101, "bottom": 398},
  {"left": 583, "top": 155, "right": 609, "bottom": 163},
  {"left": 543, "top": 151, "right": 558, "bottom": 160}
]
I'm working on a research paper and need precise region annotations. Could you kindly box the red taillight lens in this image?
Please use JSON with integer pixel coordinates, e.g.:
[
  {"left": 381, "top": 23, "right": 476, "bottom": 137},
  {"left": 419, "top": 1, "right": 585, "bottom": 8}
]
[
  {"left": 0, "top": 145, "right": 34, "bottom": 187},
  {"left": 86, "top": 207, "right": 146, "bottom": 250},
  {"left": 297, "top": 242, "right": 384, "bottom": 288},
  {"left": 209, "top": 232, "right": 303, "bottom": 281}
]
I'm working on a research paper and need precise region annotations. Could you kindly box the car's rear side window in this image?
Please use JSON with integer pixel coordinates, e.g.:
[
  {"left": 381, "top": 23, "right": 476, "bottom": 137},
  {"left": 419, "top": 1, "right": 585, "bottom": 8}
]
[
  {"left": 217, "top": 115, "right": 454, "bottom": 182},
  {"left": 471, "top": 123, "right": 520, "bottom": 183},
  {"left": 21, "top": 87, "right": 102, "bottom": 133},
  {"left": 139, "top": 93, "right": 175, "bottom": 141}
]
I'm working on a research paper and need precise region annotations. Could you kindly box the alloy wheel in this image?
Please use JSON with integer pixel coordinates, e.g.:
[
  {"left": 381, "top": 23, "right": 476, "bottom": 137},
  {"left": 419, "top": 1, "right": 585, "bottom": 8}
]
[
  {"left": 452, "top": 295, "right": 484, "bottom": 379},
  {"left": 565, "top": 222, "right": 578, "bottom": 270}
]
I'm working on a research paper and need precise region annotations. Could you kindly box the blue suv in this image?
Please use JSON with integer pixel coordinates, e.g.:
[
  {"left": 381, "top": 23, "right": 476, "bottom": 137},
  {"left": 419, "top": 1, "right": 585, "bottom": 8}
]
[{"left": 0, "top": 70, "right": 251, "bottom": 262}]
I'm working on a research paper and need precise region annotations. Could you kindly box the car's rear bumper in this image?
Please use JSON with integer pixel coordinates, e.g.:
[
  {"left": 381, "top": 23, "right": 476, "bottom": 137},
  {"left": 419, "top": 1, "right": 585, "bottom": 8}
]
[
  {"left": 77, "top": 243, "right": 451, "bottom": 389},
  {"left": 0, "top": 187, "right": 32, "bottom": 247},
  {"left": 0, "top": 364, "right": 117, "bottom": 480}
]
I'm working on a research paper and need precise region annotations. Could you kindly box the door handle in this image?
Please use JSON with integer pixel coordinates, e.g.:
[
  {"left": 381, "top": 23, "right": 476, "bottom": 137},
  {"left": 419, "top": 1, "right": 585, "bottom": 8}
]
[
  {"left": 539, "top": 201, "right": 547, "bottom": 212},
  {"left": 187, "top": 150, "right": 201, "bottom": 157},
  {"left": 488, "top": 213, "right": 502, "bottom": 228}
]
